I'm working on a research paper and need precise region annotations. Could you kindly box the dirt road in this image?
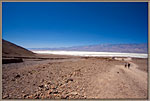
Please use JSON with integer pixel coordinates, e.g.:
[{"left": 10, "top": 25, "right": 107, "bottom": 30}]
[{"left": 86, "top": 60, "right": 147, "bottom": 99}]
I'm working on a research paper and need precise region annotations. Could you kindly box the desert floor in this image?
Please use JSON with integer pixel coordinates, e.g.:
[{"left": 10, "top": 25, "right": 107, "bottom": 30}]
[{"left": 2, "top": 55, "right": 148, "bottom": 99}]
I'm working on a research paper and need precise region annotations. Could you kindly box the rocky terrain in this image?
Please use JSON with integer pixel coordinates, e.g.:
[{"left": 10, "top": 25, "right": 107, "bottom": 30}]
[
  {"left": 2, "top": 40, "right": 148, "bottom": 99},
  {"left": 2, "top": 57, "right": 148, "bottom": 99}
]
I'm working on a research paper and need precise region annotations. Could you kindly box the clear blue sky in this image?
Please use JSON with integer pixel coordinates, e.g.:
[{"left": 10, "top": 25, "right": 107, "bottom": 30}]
[{"left": 2, "top": 2, "right": 148, "bottom": 48}]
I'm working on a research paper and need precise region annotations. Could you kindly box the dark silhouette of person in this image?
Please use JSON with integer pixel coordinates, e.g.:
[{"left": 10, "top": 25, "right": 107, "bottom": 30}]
[{"left": 128, "top": 63, "right": 130, "bottom": 69}]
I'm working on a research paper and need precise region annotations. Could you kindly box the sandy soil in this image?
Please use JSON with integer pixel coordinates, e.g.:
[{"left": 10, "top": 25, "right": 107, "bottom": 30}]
[{"left": 2, "top": 56, "right": 148, "bottom": 99}]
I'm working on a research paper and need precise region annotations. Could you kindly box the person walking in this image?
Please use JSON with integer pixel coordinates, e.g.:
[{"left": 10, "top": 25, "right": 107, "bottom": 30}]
[{"left": 128, "top": 63, "right": 130, "bottom": 69}]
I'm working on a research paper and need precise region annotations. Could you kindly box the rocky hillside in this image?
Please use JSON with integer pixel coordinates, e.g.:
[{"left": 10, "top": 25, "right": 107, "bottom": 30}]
[{"left": 2, "top": 39, "right": 35, "bottom": 57}]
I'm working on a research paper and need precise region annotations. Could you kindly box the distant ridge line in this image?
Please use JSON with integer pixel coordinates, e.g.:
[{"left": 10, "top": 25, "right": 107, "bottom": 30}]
[{"left": 29, "top": 43, "right": 148, "bottom": 54}]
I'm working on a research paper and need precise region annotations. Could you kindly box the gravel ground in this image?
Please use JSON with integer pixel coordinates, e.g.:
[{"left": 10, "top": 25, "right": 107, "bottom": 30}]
[{"left": 2, "top": 56, "right": 148, "bottom": 99}]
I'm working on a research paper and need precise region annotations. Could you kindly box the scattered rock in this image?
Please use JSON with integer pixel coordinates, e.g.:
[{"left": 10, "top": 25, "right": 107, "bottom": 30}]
[
  {"left": 75, "top": 69, "right": 81, "bottom": 72},
  {"left": 53, "top": 90, "right": 59, "bottom": 94},
  {"left": 58, "top": 83, "right": 63, "bottom": 87},
  {"left": 61, "top": 95, "right": 69, "bottom": 99},
  {"left": 44, "top": 84, "right": 49, "bottom": 90},
  {"left": 39, "top": 84, "right": 44, "bottom": 88},
  {"left": 69, "top": 92, "right": 78, "bottom": 95},
  {"left": 66, "top": 78, "right": 73, "bottom": 83},
  {"left": 48, "top": 89, "right": 53, "bottom": 94},
  {"left": 35, "top": 96, "right": 40, "bottom": 99},
  {"left": 15, "top": 74, "right": 21, "bottom": 78},
  {"left": 47, "top": 81, "right": 51, "bottom": 85},
  {"left": 40, "top": 79, "right": 44, "bottom": 83},
  {"left": 28, "top": 71, "right": 32, "bottom": 75},
  {"left": 51, "top": 85, "right": 57, "bottom": 89},
  {"left": 23, "top": 94, "right": 29, "bottom": 98},
  {"left": 3, "top": 94, "right": 9, "bottom": 99},
  {"left": 11, "top": 78, "right": 15, "bottom": 81},
  {"left": 34, "top": 92, "right": 41, "bottom": 99}
]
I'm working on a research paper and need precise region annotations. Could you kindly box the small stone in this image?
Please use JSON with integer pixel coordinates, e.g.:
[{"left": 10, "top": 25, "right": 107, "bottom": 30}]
[
  {"left": 61, "top": 95, "right": 69, "bottom": 99},
  {"left": 69, "top": 92, "right": 78, "bottom": 95},
  {"left": 28, "top": 71, "right": 32, "bottom": 74},
  {"left": 53, "top": 90, "right": 58, "bottom": 94},
  {"left": 44, "top": 84, "right": 48, "bottom": 87},
  {"left": 66, "top": 78, "right": 73, "bottom": 83},
  {"left": 44, "top": 84, "right": 49, "bottom": 90},
  {"left": 48, "top": 90, "right": 53, "bottom": 94},
  {"left": 15, "top": 74, "right": 20, "bottom": 78},
  {"left": 39, "top": 84, "right": 44, "bottom": 88},
  {"left": 35, "top": 96, "right": 40, "bottom": 99},
  {"left": 59, "top": 83, "right": 63, "bottom": 86},
  {"left": 51, "top": 85, "right": 57, "bottom": 89},
  {"left": 47, "top": 81, "right": 51, "bottom": 85},
  {"left": 3, "top": 94, "right": 9, "bottom": 99},
  {"left": 11, "top": 78, "right": 15, "bottom": 81},
  {"left": 23, "top": 94, "right": 29, "bottom": 98},
  {"left": 40, "top": 79, "right": 44, "bottom": 83},
  {"left": 28, "top": 95, "right": 34, "bottom": 99}
]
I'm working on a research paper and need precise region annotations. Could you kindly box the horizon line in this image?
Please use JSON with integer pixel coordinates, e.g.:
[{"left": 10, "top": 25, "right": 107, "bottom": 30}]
[{"left": 27, "top": 43, "right": 148, "bottom": 49}]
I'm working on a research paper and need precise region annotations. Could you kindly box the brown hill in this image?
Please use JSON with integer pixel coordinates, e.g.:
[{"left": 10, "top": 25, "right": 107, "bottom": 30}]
[{"left": 2, "top": 39, "right": 35, "bottom": 58}]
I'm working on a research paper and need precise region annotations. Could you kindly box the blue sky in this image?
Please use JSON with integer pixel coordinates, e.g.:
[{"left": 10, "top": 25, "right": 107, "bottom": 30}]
[{"left": 2, "top": 2, "right": 148, "bottom": 48}]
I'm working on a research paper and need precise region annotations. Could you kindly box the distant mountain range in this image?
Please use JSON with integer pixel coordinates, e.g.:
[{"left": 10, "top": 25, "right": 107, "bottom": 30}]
[{"left": 29, "top": 43, "right": 148, "bottom": 54}]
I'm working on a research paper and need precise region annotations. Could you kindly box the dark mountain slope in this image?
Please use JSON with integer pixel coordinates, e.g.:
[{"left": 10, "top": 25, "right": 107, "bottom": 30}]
[{"left": 2, "top": 39, "right": 35, "bottom": 57}]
